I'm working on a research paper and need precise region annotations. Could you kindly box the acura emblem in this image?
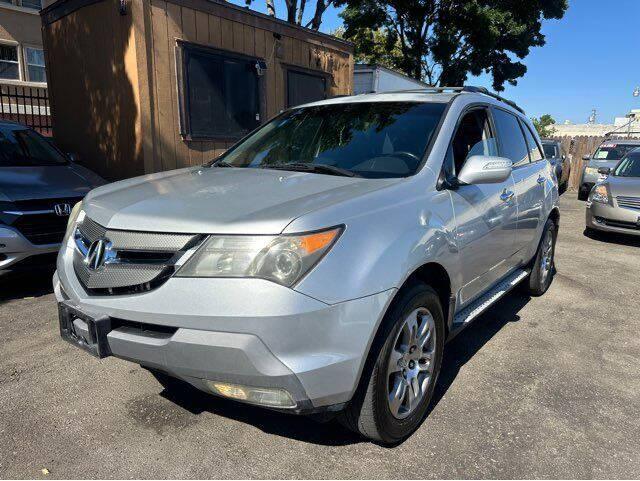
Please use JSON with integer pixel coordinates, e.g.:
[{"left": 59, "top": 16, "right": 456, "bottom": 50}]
[
  {"left": 54, "top": 203, "right": 72, "bottom": 216},
  {"left": 84, "top": 238, "right": 113, "bottom": 270}
]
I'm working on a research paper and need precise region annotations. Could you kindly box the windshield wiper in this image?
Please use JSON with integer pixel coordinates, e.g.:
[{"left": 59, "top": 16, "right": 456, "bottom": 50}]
[{"left": 261, "top": 163, "right": 360, "bottom": 178}]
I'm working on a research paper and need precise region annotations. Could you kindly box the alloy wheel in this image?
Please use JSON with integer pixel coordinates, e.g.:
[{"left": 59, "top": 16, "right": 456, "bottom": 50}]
[{"left": 386, "top": 308, "right": 437, "bottom": 419}]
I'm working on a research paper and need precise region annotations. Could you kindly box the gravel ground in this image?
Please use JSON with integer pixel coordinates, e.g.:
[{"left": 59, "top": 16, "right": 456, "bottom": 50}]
[{"left": 1, "top": 194, "right": 639, "bottom": 479}]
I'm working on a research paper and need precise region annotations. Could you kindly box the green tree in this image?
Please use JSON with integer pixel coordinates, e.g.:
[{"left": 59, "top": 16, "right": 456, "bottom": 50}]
[
  {"left": 336, "top": 0, "right": 568, "bottom": 90},
  {"left": 532, "top": 114, "right": 557, "bottom": 138}
]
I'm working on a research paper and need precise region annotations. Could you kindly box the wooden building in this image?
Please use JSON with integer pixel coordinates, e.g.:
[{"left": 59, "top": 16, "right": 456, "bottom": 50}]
[{"left": 40, "top": 0, "right": 353, "bottom": 180}]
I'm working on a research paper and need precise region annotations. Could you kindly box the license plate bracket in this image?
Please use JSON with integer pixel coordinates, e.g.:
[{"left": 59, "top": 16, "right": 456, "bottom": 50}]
[{"left": 58, "top": 302, "right": 112, "bottom": 358}]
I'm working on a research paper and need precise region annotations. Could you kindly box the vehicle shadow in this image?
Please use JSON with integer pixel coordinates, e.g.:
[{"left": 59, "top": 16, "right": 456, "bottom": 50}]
[
  {"left": 583, "top": 229, "right": 640, "bottom": 248},
  {"left": 156, "top": 291, "right": 532, "bottom": 447},
  {"left": 0, "top": 267, "right": 56, "bottom": 304}
]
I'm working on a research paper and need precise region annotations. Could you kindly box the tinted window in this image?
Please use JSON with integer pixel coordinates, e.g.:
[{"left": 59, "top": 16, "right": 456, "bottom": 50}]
[
  {"left": 613, "top": 151, "right": 640, "bottom": 177},
  {"left": 219, "top": 102, "right": 447, "bottom": 178},
  {"left": 182, "top": 45, "right": 259, "bottom": 139},
  {"left": 493, "top": 109, "right": 529, "bottom": 166},
  {"left": 542, "top": 144, "right": 557, "bottom": 159},
  {"left": 287, "top": 70, "right": 326, "bottom": 107},
  {"left": 0, "top": 127, "right": 68, "bottom": 166},
  {"left": 520, "top": 122, "right": 544, "bottom": 162},
  {"left": 447, "top": 109, "right": 498, "bottom": 176}
]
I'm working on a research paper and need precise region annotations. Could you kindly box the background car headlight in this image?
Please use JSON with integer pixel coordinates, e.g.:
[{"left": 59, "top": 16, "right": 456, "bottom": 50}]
[
  {"left": 590, "top": 184, "right": 609, "bottom": 204},
  {"left": 176, "top": 227, "right": 342, "bottom": 286},
  {"left": 61, "top": 202, "right": 85, "bottom": 246},
  {"left": 585, "top": 167, "right": 599, "bottom": 177}
]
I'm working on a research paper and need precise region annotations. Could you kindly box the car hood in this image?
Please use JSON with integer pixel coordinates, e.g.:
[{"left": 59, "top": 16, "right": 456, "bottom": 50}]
[
  {"left": 83, "top": 167, "right": 399, "bottom": 234},
  {"left": 0, "top": 163, "right": 105, "bottom": 202},
  {"left": 607, "top": 176, "right": 640, "bottom": 197}
]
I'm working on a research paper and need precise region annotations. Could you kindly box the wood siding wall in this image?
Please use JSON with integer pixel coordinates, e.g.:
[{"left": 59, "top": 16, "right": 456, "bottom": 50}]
[
  {"left": 43, "top": 0, "right": 352, "bottom": 180},
  {"left": 143, "top": 0, "right": 353, "bottom": 173}
]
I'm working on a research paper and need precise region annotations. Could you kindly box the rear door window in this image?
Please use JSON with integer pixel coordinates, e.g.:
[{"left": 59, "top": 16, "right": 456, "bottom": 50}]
[
  {"left": 492, "top": 109, "right": 530, "bottom": 167},
  {"left": 520, "top": 121, "right": 544, "bottom": 162}
]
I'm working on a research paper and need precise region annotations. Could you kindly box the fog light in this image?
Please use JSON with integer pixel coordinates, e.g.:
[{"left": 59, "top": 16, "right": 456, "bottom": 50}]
[{"left": 206, "top": 381, "right": 296, "bottom": 408}]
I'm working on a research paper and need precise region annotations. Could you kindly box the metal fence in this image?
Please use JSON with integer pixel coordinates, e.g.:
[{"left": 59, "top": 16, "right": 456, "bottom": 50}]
[{"left": 0, "top": 83, "right": 52, "bottom": 136}]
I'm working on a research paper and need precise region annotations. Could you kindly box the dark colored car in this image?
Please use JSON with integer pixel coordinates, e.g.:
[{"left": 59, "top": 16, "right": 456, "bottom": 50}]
[
  {"left": 542, "top": 139, "right": 570, "bottom": 194},
  {"left": 0, "top": 121, "right": 105, "bottom": 274}
]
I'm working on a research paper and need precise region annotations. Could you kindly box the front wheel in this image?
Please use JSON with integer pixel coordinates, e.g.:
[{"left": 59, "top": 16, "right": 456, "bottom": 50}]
[
  {"left": 523, "top": 219, "right": 557, "bottom": 296},
  {"left": 340, "top": 283, "right": 445, "bottom": 444}
]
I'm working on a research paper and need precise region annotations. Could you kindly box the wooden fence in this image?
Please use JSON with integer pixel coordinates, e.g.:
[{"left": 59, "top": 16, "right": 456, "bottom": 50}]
[
  {"left": 0, "top": 83, "right": 52, "bottom": 136},
  {"left": 552, "top": 135, "right": 604, "bottom": 190}
]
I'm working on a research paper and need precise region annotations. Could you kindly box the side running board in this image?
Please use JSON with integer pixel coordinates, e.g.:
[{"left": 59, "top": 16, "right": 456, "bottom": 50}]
[{"left": 449, "top": 268, "right": 529, "bottom": 338}]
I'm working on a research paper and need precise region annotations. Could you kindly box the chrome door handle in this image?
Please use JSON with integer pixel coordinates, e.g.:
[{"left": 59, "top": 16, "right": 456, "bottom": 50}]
[
  {"left": 500, "top": 190, "right": 515, "bottom": 202},
  {"left": 537, "top": 175, "right": 546, "bottom": 184}
]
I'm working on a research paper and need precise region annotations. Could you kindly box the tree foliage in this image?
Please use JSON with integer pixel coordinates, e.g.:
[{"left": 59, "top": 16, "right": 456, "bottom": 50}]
[
  {"left": 532, "top": 114, "right": 557, "bottom": 138},
  {"left": 336, "top": 0, "right": 568, "bottom": 90}
]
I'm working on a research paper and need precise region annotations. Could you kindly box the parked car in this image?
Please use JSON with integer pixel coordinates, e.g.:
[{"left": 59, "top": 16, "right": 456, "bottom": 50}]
[
  {"left": 577, "top": 139, "right": 640, "bottom": 201},
  {"left": 541, "top": 139, "right": 570, "bottom": 194},
  {"left": 0, "top": 121, "right": 105, "bottom": 274},
  {"left": 586, "top": 147, "right": 640, "bottom": 237},
  {"left": 54, "top": 87, "right": 559, "bottom": 444}
]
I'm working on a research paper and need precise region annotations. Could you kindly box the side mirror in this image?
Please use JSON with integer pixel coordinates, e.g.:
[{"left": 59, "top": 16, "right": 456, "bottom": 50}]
[
  {"left": 458, "top": 155, "right": 513, "bottom": 185},
  {"left": 582, "top": 154, "right": 591, "bottom": 161},
  {"left": 597, "top": 167, "right": 611, "bottom": 175},
  {"left": 67, "top": 152, "right": 79, "bottom": 162}
]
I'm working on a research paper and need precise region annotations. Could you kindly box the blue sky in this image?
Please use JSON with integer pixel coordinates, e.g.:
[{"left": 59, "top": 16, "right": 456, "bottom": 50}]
[{"left": 232, "top": 0, "right": 640, "bottom": 124}]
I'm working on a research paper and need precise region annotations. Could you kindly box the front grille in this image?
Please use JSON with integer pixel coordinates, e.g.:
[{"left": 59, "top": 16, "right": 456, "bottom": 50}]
[
  {"left": 616, "top": 196, "right": 640, "bottom": 211},
  {"left": 598, "top": 217, "right": 640, "bottom": 231},
  {"left": 1, "top": 196, "right": 83, "bottom": 245},
  {"left": 12, "top": 213, "right": 69, "bottom": 245},
  {"left": 73, "top": 216, "right": 203, "bottom": 295}
]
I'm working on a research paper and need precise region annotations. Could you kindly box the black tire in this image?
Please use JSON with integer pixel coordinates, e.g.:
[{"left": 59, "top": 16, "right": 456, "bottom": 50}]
[
  {"left": 577, "top": 189, "right": 589, "bottom": 201},
  {"left": 523, "top": 219, "right": 557, "bottom": 296},
  {"left": 559, "top": 182, "right": 567, "bottom": 195},
  {"left": 339, "top": 282, "right": 445, "bottom": 444}
]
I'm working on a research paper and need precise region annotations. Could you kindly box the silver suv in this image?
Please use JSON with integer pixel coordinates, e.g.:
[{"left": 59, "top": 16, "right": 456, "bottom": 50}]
[{"left": 54, "top": 87, "right": 559, "bottom": 443}]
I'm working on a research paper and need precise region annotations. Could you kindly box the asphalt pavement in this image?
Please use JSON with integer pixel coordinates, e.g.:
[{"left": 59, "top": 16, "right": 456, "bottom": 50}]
[{"left": 1, "top": 194, "right": 639, "bottom": 479}]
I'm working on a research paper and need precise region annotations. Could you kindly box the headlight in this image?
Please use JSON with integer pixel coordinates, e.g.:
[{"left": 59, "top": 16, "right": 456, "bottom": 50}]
[
  {"left": 585, "top": 167, "right": 599, "bottom": 177},
  {"left": 176, "top": 227, "right": 342, "bottom": 286},
  {"left": 590, "top": 184, "right": 609, "bottom": 204},
  {"left": 61, "top": 202, "right": 85, "bottom": 246}
]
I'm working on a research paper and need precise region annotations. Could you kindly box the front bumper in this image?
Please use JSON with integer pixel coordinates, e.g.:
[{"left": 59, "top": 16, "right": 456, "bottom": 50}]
[
  {"left": 54, "top": 243, "right": 395, "bottom": 412},
  {"left": 586, "top": 201, "right": 640, "bottom": 236},
  {"left": 0, "top": 225, "right": 59, "bottom": 273}
]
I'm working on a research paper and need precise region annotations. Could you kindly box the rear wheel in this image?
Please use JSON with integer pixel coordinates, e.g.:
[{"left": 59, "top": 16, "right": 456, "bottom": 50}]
[
  {"left": 523, "top": 219, "right": 557, "bottom": 296},
  {"left": 340, "top": 283, "right": 444, "bottom": 444}
]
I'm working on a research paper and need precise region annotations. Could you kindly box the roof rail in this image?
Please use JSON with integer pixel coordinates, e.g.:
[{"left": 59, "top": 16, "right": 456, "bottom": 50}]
[{"left": 381, "top": 85, "right": 525, "bottom": 114}]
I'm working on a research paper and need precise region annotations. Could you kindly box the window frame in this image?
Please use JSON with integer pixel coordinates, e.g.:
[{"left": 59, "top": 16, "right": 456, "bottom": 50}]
[
  {"left": 491, "top": 106, "right": 533, "bottom": 168},
  {"left": 283, "top": 65, "right": 330, "bottom": 108},
  {"left": 0, "top": 41, "right": 21, "bottom": 82},
  {"left": 23, "top": 45, "right": 46, "bottom": 83},
  {"left": 518, "top": 118, "right": 545, "bottom": 164},
  {"left": 176, "top": 40, "right": 266, "bottom": 142},
  {"left": 441, "top": 103, "right": 498, "bottom": 181}
]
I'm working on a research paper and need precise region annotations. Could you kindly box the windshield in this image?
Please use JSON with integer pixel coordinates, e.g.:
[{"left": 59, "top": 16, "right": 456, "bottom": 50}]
[
  {"left": 0, "top": 127, "right": 68, "bottom": 167},
  {"left": 613, "top": 151, "right": 640, "bottom": 177},
  {"left": 592, "top": 143, "right": 638, "bottom": 161},
  {"left": 215, "top": 101, "right": 447, "bottom": 178},
  {"left": 542, "top": 144, "right": 556, "bottom": 159}
]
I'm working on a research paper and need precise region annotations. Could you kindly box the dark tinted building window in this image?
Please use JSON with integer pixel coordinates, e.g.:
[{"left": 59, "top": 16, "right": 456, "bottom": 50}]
[
  {"left": 492, "top": 108, "right": 530, "bottom": 166},
  {"left": 287, "top": 70, "right": 326, "bottom": 107},
  {"left": 181, "top": 44, "right": 259, "bottom": 139}
]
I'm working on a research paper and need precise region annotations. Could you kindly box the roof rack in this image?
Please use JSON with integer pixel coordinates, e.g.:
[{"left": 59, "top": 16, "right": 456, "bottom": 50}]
[{"left": 382, "top": 85, "right": 525, "bottom": 114}]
